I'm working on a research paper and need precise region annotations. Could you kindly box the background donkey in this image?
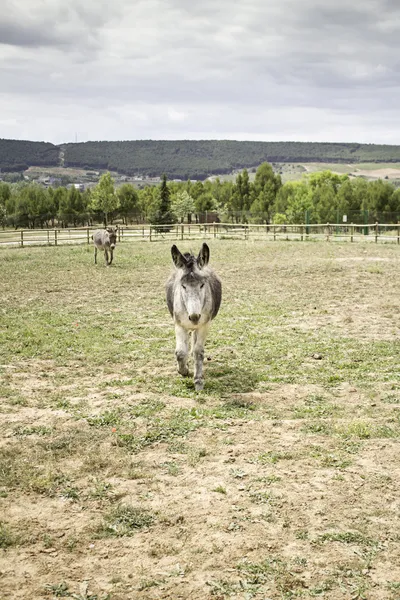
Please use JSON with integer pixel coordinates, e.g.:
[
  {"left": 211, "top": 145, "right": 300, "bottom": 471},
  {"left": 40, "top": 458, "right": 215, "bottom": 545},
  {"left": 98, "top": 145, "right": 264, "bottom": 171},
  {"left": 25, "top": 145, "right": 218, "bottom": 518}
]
[
  {"left": 92, "top": 227, "right": 118, "bottom": 266},
  {"left": 166, "top": 243, "right": 222, "bottom": 391}
]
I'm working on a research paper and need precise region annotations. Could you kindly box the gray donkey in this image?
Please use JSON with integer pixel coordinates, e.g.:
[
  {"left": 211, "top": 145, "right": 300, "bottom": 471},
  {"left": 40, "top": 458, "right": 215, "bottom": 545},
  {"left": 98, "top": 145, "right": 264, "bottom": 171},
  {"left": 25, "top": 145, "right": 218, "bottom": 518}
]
[
  {"left": 166, "top": 243, "right": 222, "bottom": 391},
  {"left": 92, "top": 227, "right": 118, "bottom": 266}
]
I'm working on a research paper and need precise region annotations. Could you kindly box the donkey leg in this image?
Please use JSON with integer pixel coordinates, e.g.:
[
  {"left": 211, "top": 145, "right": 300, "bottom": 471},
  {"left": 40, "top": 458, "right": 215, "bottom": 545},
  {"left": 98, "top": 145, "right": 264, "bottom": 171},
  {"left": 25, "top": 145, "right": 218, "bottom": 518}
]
[
  {"left": 175, "top": 324, "right": 190, "bottom": 377},
  {"left": 94, "top": 247, "right": 97, "bottom": 264},
  {"left": 193, "top": 323, "right": 210, "bottom": 391},
  {"left": 108, "top": 248, "right": 114, "bottom": 265},
  {"left": 104, "top": 249, "right": 109, "bottom": 265}
]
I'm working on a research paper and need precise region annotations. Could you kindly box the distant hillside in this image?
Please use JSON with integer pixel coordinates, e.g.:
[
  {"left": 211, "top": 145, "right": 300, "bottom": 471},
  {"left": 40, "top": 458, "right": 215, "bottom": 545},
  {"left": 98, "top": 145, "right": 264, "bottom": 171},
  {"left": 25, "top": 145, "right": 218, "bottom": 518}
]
[
  {"left": 3, "top": 138, "right": 400, "bottom": 179},
  {"left": 0, "top": 139, "right": 59, "bottom": 172},
  {"left": 62, "top": 140, "right": 400, "bottom": 179}
]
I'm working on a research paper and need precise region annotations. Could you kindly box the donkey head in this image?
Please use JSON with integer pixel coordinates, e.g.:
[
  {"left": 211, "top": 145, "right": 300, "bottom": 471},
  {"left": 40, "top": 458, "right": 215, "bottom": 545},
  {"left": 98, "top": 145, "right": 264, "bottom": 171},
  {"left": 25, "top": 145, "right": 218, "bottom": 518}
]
[
  {"left": 171, "top": 243, "right": 209, "bottom": 269},
  {"left": 171, "top": 243, "right": 210, "bottom": 325},
  {"left": 106, "top": 226, "right": 118, "bottom": 249}
]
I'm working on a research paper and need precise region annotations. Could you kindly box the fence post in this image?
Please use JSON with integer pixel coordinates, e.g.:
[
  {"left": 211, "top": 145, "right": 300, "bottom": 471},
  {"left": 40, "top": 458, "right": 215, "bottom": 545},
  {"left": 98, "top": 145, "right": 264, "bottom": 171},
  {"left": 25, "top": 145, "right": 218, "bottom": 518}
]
[
  {"left": 273, "top": 225, "right": 276, "bottom": 241},
  {"left": 87, "top": 227, "right": 90, "bottom": 244},
  {"left": 181, "top": 224, "right": 184, "bottom": 240},
  {"left": 375, "top": 221, "right": 379, "bottom": 243},
  {"left": 47, "top": 229, "right": 50, "bottom": 245},
  {"left": 300, "top": 225, "right": 303, "bottom": 241},
  {"left": 350, "top": 223, "right": 354, "bottom": 243},
  {"left": 150, "top": 226, "right": 152, "bottom": 242},
  {"left": 398, "top": 222, "right": 400, "bottom": 245},
  {"left": 20, "top": 230, "right": 24, "bottom": 247},
  {"left": 214, "top": 223, "right": 216, "bottom": 238},
  {"left": 326, "top": 223, "right": 330, "bottom": 242},
  {"left": 118, "top": 227, "right": 121, "bottom": 243},
  {"left": 55, "top": 229, "right": 58, "bottom": 246}
]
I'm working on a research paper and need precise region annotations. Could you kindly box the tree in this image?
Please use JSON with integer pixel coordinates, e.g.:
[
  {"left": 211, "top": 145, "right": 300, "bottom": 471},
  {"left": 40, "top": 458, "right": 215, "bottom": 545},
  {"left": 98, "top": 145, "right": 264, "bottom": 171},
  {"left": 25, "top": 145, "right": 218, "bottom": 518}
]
[
  {"left": 366, "top": 179, "right": 396, "bottom": 216},
  {"left": 0, "top": 182, "right": 10, "bottom": 228},
  {"left": 278, "top": 180, "right": 314, "bottom": 224},
  {"left": 307, "top": 170, "right": 348, "bottom": 223},
  {"left": 391, "top": 188, "right": 400, "bottom": 214},
  {"left": 230, "top": 170, "right": 251, "bottom": 221},
  {"left": 250, "top": 162, "right": 282, "bottom": 222},
  {"left": 250, "top": 180, "right": 277, "bottom": 223},
  {"left": 91, "top": 172, "right": 118, "bottom": 225},
  {"left": 150, "top": 174, "right": 176, "bottom": 229},
  {"left": 58, "top": 188, "right": 72, "bottom": 227},
  {"left": 195, "top": 192, "right": 215, "bottom": 214},
  {"left": 336, "top": 179, "right": 354, "bottom": 221},
  {"left": 138, "top": 186, "right": 159, "bottom": 221},
  {"left": 241, "top": 169, "right": 251, "bottom": 211},
  {"left": 117, "top": 184, "right": 139, "bottom": 224},
  {"left": 313, "top": 184, "right": 337, "bottom": 223},
  {"left": 308, "top": 170, "right": 347, "bottom": 193},
  {"left": 351, "top": 178, "right": 368, "bottom": 216},
  {"left": 14, "top": 184, "right": 49, "bottom": 228},
  {"left": 171, "top": 190, "right": 195, "bottom": 223}
]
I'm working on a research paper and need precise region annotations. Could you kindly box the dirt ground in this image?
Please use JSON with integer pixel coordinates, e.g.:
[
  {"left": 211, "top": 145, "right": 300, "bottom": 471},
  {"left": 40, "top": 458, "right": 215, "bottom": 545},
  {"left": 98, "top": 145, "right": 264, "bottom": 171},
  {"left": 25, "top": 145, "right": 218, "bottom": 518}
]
[{"left": 0, "top": 240, "right": 399, "bottom": 599}]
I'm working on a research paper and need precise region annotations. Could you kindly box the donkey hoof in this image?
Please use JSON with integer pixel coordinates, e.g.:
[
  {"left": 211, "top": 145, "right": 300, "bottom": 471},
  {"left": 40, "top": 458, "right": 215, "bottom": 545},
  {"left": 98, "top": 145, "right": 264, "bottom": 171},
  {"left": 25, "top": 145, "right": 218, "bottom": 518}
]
[
  {"left": 194, "top": 380, "right": 204, "bottom": 392},
  {"left": 178, "top": 366, "right": 190, "bottom": 377}
]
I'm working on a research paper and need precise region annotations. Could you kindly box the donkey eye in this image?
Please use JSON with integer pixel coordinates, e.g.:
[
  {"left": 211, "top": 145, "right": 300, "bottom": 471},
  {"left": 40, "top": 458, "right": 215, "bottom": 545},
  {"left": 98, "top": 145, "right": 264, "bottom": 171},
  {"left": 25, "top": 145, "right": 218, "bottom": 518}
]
[
  {"left": 182, "top": 284, "right": 186, "bottom": 290},
  {"left": 200, "top": 283, "right": 205, "bottom": 289}
]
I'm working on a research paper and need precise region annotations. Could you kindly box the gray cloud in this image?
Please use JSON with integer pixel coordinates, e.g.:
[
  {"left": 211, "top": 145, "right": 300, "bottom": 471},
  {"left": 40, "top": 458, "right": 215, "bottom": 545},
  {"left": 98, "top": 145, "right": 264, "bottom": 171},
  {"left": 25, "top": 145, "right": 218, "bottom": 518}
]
[{"left": 0, "top": 0, "right": 399, "bottom": 144}]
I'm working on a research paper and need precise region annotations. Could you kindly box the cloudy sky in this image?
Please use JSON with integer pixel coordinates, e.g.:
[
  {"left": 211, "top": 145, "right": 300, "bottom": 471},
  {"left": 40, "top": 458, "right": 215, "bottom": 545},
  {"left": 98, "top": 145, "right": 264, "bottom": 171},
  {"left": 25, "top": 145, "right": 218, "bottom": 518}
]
[{"left": 1, "top": 0, "right": 399, "bottom": 144}]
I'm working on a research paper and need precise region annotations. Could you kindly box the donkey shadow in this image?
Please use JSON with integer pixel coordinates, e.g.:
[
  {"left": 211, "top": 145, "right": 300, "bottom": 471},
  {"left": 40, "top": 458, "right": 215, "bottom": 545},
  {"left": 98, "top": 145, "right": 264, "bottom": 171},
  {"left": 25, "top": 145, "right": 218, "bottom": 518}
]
[{"left": 180, "top": 362, "right": 259, "bottom": 397}]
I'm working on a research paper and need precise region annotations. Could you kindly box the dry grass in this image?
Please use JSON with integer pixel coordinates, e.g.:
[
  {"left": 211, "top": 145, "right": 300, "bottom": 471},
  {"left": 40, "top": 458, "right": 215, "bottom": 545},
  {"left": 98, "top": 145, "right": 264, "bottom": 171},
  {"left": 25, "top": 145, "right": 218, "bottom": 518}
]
[{"left": 0, "top": 240, "right": 399, "bottom": 599}]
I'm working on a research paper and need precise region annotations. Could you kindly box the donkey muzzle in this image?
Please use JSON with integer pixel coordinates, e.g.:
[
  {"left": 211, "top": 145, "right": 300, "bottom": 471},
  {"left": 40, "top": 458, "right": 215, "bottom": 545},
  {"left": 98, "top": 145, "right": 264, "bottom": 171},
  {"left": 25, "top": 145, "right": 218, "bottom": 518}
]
[{"left": 189, "top": 313, "right": 201, "bottom": 324}]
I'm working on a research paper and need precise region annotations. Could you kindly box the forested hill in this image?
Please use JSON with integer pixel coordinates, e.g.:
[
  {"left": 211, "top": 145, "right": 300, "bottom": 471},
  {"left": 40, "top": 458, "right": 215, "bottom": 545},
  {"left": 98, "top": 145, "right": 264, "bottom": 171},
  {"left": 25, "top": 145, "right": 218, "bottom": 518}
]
[
  {"left": 63, "top": 140, "right": 400, "bottom": 179},
  {"left": 0, "top": 139, "right": 59, "bottom": 172},
  {"left": 2, "top": 138, "right": 400, "bottom": 178}
]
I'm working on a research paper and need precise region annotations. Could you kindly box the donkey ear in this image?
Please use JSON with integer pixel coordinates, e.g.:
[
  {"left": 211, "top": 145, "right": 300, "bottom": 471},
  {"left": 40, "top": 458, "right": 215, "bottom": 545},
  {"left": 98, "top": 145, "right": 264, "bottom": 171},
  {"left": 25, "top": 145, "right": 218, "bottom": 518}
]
[
  {"left": 171, "top": 245, "right": 187, "bottom": 268},
  {"left": 197, "top": 243, "right": 210, "bottom": 267}
]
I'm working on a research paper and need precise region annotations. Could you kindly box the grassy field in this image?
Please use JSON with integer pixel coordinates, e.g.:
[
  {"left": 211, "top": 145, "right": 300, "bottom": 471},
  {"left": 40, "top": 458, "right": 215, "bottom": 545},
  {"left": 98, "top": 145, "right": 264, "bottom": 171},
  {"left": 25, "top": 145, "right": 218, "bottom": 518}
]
[
  {"left": 23, "top": 161, "right": 400, "bottom": 186},
  {"left": 213, "top": 162, "right": 400, "bottom": 184},
  {"left": 0, "top": 240, "right": 399, "bottom": 600}
]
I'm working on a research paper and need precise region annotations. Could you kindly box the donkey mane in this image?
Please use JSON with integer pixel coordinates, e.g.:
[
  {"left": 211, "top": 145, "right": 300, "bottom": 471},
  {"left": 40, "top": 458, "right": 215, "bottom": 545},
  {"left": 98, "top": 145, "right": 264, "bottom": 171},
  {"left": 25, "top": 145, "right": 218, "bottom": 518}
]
[{"left": 182, "top": 252, "right": 197, "bottom": 271}]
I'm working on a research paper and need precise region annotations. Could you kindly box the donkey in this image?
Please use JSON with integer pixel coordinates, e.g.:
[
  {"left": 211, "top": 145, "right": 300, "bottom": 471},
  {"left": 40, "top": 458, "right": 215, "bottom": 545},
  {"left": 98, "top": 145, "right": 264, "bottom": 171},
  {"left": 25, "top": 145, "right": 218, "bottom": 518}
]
[
  {"left": 166, "top": 243, "right": 222, "bottom": 391},
  {"left": 92, "top": 227, "right": 118, "bottom": 266}
]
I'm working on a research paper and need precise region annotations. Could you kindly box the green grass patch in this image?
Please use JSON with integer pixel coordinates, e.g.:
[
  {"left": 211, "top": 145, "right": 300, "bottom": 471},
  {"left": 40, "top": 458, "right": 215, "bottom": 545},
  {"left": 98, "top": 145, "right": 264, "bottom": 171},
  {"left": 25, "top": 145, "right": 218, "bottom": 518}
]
[
  {"left": 96, "top": 504, "right": 155, "bottom": 537},
  {"left": 314, "top": 531, "right": 377, "bottom": 547},
  {"left": 0, "top": 522, "right": 18, "bottom": 549}
]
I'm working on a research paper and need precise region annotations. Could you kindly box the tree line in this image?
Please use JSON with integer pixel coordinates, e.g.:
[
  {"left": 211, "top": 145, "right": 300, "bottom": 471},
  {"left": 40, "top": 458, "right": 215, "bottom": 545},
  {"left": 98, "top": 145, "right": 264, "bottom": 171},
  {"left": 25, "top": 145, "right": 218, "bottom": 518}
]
[
  {"left": 0, "top": 139, "right": 59, "bottom": 172},
  {"left": 1, "top": 163, "right": 400, "bottom": 230}
]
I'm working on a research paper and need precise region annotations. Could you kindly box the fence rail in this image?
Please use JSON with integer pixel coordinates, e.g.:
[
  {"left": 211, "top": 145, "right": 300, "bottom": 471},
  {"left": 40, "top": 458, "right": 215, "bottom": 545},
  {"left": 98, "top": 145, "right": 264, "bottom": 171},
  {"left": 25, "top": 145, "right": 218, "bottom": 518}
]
[{"left": 0, "top": 222, "right": 400, "bottom": 247}]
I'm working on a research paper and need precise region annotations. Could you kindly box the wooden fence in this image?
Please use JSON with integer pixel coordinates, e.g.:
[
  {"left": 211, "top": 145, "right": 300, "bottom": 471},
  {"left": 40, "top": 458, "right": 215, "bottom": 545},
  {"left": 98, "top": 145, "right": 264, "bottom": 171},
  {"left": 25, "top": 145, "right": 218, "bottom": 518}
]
[{"left": 0, "top": 222, "right": 400, "bottom": 247}]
